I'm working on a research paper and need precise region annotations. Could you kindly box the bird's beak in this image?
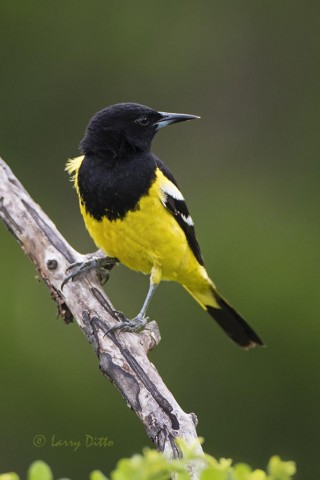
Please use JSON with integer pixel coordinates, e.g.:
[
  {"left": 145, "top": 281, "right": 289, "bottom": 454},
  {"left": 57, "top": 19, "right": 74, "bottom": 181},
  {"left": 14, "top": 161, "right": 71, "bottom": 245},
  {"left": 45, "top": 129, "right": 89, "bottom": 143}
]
[{"left": 155, "top": 111, "right": 201, "bottom": 130}]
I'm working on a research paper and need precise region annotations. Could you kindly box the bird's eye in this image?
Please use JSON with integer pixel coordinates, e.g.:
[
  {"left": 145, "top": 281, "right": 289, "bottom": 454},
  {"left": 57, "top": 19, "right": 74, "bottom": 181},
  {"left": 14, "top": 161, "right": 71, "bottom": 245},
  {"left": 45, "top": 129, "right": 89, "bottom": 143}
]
[{"left": 135, "top": 115, "right": 149, "bottom": 126}]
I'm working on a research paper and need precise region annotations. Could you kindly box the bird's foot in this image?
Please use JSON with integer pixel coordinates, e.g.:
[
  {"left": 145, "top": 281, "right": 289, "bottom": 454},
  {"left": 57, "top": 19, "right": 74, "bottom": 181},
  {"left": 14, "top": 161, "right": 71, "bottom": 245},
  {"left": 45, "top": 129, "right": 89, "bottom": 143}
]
[
  {"left": 61, "top": 256, "right": 118, "bottom": 289},
  {"left": 107, "top": 313, "right": 148, "bottom": 334}
]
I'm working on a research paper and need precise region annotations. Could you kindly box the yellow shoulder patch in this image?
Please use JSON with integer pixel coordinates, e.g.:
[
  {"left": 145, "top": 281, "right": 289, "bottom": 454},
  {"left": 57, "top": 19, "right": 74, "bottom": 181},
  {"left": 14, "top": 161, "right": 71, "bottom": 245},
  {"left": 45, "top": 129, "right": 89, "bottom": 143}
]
[{"left": 65, "top": 156, "right": 84, "bottom": 182}]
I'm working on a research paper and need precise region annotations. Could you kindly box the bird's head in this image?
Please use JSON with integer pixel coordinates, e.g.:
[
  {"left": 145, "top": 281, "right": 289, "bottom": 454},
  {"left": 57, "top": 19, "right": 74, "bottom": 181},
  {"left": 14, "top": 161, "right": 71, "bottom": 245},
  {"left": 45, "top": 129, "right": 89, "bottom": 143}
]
[{"left": 80, "top": 102, "right": 200, "bottom": 157}]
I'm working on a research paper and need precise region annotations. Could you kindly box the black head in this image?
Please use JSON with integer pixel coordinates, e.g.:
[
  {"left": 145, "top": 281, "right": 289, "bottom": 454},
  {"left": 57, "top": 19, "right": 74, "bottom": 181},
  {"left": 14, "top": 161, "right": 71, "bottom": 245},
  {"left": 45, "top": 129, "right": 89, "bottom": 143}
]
[{"left": 80, "top": 102, "right": 200, "bottom": 157}]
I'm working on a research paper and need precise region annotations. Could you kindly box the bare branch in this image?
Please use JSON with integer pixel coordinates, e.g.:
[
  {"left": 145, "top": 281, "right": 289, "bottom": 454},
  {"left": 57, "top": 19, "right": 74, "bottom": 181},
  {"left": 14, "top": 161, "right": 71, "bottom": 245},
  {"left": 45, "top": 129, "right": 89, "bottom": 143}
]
[{"left": 0, "top": 157, "right": 204, "bottom": 478}]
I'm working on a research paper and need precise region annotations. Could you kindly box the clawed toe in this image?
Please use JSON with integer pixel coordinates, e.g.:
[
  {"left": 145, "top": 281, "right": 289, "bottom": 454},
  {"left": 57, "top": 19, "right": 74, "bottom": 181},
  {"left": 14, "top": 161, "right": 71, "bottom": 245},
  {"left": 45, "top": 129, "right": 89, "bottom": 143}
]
[
  {"left": 107, "top": 313, "right": 148, "bottom": 334},
  {"left": 61, "top": 267, "right": 79, "bottom": 289},
  {"left": 61, "top": 256, "right": 118, "bottom": 290},
  {"left": 65, "top": 261, "right": 83, "bottom": 273}
]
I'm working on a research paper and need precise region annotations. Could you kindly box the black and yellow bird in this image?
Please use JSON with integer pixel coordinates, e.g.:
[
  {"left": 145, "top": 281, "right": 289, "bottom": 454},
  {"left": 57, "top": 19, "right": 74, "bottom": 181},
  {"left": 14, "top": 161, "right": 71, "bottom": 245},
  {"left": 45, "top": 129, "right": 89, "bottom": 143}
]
[{"left": 65, "top": 102, "right": 263, "bottom": 349}]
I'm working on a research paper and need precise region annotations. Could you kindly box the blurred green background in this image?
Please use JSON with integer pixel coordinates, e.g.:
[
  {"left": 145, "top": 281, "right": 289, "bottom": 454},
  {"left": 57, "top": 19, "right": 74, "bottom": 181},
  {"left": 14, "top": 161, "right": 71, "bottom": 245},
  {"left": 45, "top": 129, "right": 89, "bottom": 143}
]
[{"left": 0, "top": 1, "right": 319, "bottom": 479}]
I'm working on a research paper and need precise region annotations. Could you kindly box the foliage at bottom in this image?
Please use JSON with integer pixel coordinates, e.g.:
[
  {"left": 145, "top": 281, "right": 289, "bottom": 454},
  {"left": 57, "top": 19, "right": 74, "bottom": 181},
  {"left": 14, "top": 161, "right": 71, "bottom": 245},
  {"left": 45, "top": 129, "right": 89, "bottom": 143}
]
[{"left": 0, "top": 440, "right": 296, "bottom": 480}]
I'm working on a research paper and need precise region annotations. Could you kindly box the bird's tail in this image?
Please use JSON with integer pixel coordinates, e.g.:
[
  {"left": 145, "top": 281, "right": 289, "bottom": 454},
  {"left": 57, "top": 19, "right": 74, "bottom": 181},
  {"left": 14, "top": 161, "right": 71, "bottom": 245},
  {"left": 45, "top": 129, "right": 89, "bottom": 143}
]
[{"left": 184, "top": 282, "right": 264, "bottom": 349}]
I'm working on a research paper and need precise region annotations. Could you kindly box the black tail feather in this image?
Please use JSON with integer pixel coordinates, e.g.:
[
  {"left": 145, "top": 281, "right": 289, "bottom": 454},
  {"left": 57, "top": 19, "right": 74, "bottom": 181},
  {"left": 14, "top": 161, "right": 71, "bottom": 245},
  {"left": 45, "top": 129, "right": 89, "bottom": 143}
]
[{"left": 207, "top": 293, "right": 264, "bottom": 349}]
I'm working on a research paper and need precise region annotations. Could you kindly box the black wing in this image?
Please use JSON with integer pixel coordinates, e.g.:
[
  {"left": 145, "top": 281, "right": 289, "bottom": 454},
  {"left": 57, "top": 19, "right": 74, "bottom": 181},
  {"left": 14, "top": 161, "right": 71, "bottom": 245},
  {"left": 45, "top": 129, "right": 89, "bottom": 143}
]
[{"left": 155, "top": 158, "right": 204, "bottom": 266}]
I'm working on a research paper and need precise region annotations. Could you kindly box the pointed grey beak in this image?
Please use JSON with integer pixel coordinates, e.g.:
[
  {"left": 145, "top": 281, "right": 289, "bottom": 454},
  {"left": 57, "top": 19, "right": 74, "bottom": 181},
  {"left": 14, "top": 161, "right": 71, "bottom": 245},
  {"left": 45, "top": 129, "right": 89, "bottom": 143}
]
[{"left": 155, "top": 111, "right": 201, "bottom": 130}]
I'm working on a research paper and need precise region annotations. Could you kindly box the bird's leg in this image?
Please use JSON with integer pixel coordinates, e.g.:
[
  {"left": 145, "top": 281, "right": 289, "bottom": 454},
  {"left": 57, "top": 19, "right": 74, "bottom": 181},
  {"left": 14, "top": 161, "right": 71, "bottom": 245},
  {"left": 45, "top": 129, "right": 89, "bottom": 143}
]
[
  {"left": 61, "top": 254, "right": 118, "bottom": 289},
  {"left": 108, "top": 281, "right": 159, "bottom": 333}
]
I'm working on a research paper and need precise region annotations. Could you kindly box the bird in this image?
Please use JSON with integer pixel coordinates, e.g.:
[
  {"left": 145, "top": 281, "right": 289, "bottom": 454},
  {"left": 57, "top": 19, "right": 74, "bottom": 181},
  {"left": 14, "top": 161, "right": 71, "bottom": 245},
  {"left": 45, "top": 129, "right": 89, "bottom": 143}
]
[{"left": 65, "top": 102, "right": 264, "bottom": 349}]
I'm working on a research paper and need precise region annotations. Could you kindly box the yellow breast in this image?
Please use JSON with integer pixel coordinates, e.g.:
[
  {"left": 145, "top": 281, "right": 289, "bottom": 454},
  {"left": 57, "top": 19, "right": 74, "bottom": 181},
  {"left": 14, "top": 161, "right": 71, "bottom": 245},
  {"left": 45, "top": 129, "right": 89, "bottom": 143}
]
[{"left": 82, "top": 173, "right": 186, "bottom": 274}]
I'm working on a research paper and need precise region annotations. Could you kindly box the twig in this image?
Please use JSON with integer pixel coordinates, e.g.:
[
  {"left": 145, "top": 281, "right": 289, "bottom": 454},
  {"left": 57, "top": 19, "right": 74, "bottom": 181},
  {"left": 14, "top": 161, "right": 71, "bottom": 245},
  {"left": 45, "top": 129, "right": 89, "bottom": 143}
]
[{"left": 0, "top": 157, "right": 204, "bottom": 479}]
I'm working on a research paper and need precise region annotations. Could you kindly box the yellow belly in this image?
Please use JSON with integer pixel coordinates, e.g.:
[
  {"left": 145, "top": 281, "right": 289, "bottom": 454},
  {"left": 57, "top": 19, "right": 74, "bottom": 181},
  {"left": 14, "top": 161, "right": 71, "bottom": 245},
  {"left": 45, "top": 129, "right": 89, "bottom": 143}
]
[{"left": 80, "top": 175, "right": 205, "bottom": 288}]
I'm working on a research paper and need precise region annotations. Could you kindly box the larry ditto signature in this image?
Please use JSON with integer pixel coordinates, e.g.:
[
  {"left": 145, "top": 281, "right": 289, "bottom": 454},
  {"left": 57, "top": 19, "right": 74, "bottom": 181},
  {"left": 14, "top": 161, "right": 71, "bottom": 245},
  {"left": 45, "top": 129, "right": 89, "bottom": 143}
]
[{"left": 33, "top": 434, "right": 114, "bottom": 452}]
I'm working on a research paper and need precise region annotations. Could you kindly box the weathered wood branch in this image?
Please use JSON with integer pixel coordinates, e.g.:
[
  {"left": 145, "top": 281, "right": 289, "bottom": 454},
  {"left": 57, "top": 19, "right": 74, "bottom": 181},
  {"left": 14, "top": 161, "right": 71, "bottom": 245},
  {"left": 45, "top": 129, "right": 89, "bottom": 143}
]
[{"left": 0, "top": 157, "right": 204, "bottom": 478}]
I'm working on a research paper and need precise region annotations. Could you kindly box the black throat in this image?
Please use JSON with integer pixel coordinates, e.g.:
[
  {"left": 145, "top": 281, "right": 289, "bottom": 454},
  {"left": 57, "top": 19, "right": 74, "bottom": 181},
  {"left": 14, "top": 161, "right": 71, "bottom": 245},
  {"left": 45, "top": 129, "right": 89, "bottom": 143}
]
[{"left": 77, "top": 151, "right": 157, "bottom": 222}]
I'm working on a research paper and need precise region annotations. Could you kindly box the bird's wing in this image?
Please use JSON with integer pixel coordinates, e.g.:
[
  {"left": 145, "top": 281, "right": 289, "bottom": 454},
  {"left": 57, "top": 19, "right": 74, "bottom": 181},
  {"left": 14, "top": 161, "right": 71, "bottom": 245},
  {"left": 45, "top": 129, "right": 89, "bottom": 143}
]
[{"left": 155, "top": 159, "right": 204, "bottom": 266}]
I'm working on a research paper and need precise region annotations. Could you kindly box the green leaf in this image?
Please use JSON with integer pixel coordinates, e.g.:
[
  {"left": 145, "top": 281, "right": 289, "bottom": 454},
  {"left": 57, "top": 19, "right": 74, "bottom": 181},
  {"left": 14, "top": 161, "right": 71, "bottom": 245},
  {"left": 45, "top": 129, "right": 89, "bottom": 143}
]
[
  {"left": 268, "top": 456, "right": 296, "bottom": 480},
  {"left": 249, "top": 470, "right": 267, "bottom": 480},
  {"left": 90, "top": 471, "right": 109, "bottom": 480},
  {"left": 27, "top": 461, "right": 53, "bottom": 480},
  {"left": 233, "top": 463, "right": 252, "bottom": 480},
  {"left": 200, "top": 466, "right": 228, "bottom": 480},
  {"left": 0, "top": 474, "right": 20, "bottom": 480},
  {"left": 111, "top": 448, "right": 189, "bottom": 480}
]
